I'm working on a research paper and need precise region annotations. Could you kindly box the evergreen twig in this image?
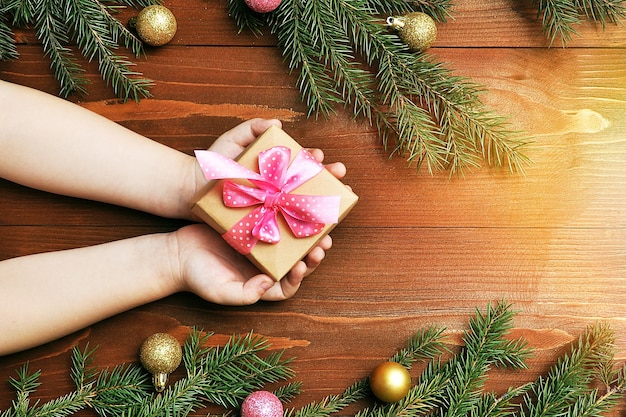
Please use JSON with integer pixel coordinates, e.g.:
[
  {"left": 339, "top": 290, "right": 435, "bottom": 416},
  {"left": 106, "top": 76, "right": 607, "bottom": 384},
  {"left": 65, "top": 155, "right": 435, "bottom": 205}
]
[
  {"left": 532, "top": 0, "right": 626, "bottom": 45},
  {"left": 229, "top": 0, "right": 532, "bottom": 175},
  {"left": 0, "top": 10, "right": 17, "bottom": 60},
  {"left": 519, "top": 321, "right": 624, "bottom": 417},
  {"left": 1, "top": 305, "right": 624, "bottom": 417},
  {"left": 431, "top": 301, "right": 532, "bottom": 417},
  {"left": 0, "top": 0, "right": 155, "bottom": 99}
]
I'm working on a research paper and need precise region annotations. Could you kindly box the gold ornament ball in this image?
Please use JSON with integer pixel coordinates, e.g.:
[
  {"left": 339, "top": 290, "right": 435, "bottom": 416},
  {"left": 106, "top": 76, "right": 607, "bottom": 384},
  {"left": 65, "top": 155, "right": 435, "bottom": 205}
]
[
  {"left": 387, "top": 12, "right": 437, "bottom": 52},
  {"left": 369, "top": 361, "right": 412, "bottom": 403},
  {"left": 135, "top": 5, "right": 177, "bottom": 46},
  {"left": 139, "top": 332, "right": 182, "bottom": 392}
]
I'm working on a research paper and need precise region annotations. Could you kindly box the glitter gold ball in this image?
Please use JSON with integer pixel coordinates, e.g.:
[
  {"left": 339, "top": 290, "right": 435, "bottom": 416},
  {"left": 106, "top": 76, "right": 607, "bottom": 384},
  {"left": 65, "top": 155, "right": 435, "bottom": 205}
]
[
  {"left": 135, "top": 5, "right": 177, "bottom": 47},
  {"left": 139, "top": 333, "right": 182, "bottom": 392},
  {"left": 387, "top": 12, "right": 437, "bottom": 52}
]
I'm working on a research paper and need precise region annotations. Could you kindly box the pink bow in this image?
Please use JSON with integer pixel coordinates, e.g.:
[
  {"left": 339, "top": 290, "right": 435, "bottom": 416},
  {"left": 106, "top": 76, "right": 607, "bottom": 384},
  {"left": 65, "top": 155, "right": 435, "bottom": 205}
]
[{"left": 195, "top": 146, "right": 341, "bottom": 254}]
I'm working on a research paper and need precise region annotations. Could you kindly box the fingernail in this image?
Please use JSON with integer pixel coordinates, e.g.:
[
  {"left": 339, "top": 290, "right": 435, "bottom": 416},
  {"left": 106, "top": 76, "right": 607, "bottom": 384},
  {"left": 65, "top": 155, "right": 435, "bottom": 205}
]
[{"left": 260, "top": 279, "right": 274, "bottom": 292}]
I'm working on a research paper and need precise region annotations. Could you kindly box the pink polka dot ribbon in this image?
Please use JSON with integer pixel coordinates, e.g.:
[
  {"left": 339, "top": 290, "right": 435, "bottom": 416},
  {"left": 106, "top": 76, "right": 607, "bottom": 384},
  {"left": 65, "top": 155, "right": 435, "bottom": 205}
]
[{"left": 195, "top": 146, "right": 341, "bottom": 254}]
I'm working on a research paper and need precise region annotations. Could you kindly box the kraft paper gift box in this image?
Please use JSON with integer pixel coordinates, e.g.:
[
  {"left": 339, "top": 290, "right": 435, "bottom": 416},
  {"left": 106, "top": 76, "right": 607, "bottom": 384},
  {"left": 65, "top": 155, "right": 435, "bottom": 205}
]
[{"left": 192, "top": 125, "right": 359, "bottom": 281}]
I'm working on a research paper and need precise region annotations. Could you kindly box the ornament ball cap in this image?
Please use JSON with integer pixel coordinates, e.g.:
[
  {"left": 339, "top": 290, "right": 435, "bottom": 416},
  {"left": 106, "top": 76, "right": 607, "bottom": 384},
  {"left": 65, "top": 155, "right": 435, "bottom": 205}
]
[
  {"left": 153, "top": 373, "right": 169, "bottom": 393},
  {"left": 386, "top": 16, "right": 404, "bottom": 29}
]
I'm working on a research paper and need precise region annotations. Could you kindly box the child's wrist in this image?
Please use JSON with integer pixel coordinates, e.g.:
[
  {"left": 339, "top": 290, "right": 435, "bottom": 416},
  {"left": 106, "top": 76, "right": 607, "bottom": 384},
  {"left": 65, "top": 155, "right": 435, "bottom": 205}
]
[{"left": 163, "top": 231, "right": 185, "bottom": 294}]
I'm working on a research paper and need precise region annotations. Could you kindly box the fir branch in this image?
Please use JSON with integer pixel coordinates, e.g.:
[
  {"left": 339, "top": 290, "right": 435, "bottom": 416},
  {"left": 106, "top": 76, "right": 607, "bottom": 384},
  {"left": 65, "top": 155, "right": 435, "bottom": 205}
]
[
  {"left": 468, "top": 382, "right": 534, "bottom": 417},
  {"left": 227, "top": 0, "right": 265, "bottom": 36},
  {"left": 8, "top": 363, "right": 42, "bottom": 415},
  {"left": 533, "top": 0, "right": 581, "bottom": 46},
  {"left": 533, "top": 0, "right": 626, "bottom": 44},
  {"left": 65, "top": 0, "right": 152, "bottom": 100},
  {"left": 273, "top": 0, "right": 344, "bottom": 117},
  {"left": 292, "top": 324, "right": 448, "bottom": 417},
  {"left": 362, "top": 364, "right": 449, "bottom": 417},
  {"left": 31, "top": 0, "right": 89, "bottom": 97},
  {"left": 183, "top": 328, "right": 214, "bottom": 376},
  {"left": 273, "top": 381, "right": 303, "bottom": 402},
  {"left": 564, "top": 388, "right": 622, "bottom": 417},
  {"left": 0, "top": 12, "right": 18, "bottom": 60},
  {"left": 390, "top": 324, "right": 448, "bottom": 368},
  {"left": 1, "top": 0, "right": 155, "bottom": 99},
  {"left": 3, "top": 0, "right": 32, "bottom": 27},
  {"left": 432, "top": 301, "right": 532, "bottom": 417},
  {"left": 92, "top": 0, "right": 145, "bottom": 57},
  {"left": 89, "top": 362, "right": 152, "bottom": 416},
  {"left": 519, "top": 322, "right": 619, "bottom": 417},
  {"left": 192, "top": 331, "right": 297, "bottom": 408},
  {"left": 132, "top": 374, "right": 206, "bottom": 417},
  {"left": 70, "top": 343, "right": 99, "bottom": 390},
  {"left": 574, "top": 0, "right": 626, "bottom": 27},
  {"left": 7, "top": 362, "right": 91, "bottom": 417},
  {"left": 250, "top": 0, "right": 531, "bottom": 175},
  {"left": 290, "top": 379, "right": 370, "bottom": 417},
  {"left": 308, "top": 0, "right": 377, "bottom": 119}
]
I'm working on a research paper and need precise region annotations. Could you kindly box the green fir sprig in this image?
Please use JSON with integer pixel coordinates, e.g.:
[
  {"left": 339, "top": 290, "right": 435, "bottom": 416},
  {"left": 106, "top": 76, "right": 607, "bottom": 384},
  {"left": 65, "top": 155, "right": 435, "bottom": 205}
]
[
  {"left": 229, "top": 0, "right": 531, "bottom": 175},
  {"left": 0, "top": 0, "right": 155, "bottom": 100},
  {"left": 533, "top": 0, "right": 626, "bottom": 46},
  {"left": 1, "top": 302, "right": 625, "bottom": 417}
]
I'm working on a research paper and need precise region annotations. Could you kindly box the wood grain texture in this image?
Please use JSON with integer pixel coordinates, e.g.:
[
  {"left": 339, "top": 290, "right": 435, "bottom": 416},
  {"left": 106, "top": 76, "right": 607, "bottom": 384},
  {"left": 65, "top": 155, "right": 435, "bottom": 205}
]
[{"left": 1, "top": 0, "right": 625, "bottom": 414}]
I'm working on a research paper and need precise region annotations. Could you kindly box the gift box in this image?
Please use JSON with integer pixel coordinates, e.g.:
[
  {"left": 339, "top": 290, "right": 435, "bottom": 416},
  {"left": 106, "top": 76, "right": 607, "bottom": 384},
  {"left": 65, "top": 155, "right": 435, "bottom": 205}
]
[{"left": 192, "top": 125, "right": 358, "bottom": 281}]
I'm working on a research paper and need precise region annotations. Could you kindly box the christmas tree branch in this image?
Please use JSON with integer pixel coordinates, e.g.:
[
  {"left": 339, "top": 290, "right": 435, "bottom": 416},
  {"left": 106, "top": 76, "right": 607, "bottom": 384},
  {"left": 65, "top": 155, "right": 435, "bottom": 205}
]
[
  {"left": 1, "top": 305, "right": 624, "bottom": 417},
  {"left": 431, "top": 301, "right": 532, "bottom": 417},
  {"left": 0, "top": 12, "right": 17, "bottom": 60},
  {"left": 33, "top": 0, "right": 90, "bottom": 97},
  {"left": 521, "top": 321, "right": 625, "bottom": 417},
  {"left": 390, "top": 324, "right": 449, "bottom": 367},
  {"left": 248, "top": 0, "right": 532, "bottom": 175},
  {"left": 532, "top": 0, "right": 626, "bottom": 46},
  {"left": 65, "top": 0, "right": 153, "bottom": 100},
  {"left": 0, "top": 0, "right": 156, "bottom": 99}
]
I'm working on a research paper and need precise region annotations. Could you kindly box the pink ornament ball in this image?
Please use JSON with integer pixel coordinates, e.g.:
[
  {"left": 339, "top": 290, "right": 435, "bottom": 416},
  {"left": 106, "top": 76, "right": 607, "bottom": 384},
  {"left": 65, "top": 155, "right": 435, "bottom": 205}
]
[
  {"left": 244, "top": 0, "right": 281, "bottom": 13},
  {"left": 241, "top": 391, "right": 284, "bottom": 417}
]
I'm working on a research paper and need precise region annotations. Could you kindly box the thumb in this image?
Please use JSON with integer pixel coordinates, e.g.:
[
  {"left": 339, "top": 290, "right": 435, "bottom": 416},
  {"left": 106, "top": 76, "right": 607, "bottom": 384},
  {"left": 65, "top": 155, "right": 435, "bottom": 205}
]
[{"left": 239, "top": 275, "right": 275, "bottom": 304}]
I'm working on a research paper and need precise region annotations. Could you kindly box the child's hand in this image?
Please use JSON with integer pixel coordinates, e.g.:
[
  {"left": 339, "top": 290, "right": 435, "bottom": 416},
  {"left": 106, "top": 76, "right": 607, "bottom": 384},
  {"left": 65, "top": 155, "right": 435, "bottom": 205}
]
[
  {"left": 177, "top": 118, "right": 348, "bottom": 304},
  {"left": 169, "top": 224, "right": 332, "bottom": 304}
]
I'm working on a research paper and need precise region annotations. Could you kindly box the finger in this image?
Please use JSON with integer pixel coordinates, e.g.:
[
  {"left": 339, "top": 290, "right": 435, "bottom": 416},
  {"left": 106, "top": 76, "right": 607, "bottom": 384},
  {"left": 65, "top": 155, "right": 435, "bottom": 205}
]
[
  {"left": 308, "top": 148, "right": 324, "bottom": 162},
  {"left": 250, "top": 118, "right": 282, "bottom": 137},
  {"left": 317, "top": 235, "right": 333, "bottom": 251},
  {"left": 303, "top": 246, "right": 326, "bottom": 273},
  {"left": 325, "top": 162, "right": 346, "bottom": 179},
  {"left": 221, "top": 275, "right": 275, "bottom": 305},
  {"left": 279, "top": 262, "right": 307, "bottom": 299},
  {"left": 306, "top": 149, "right": 346, "bottom": 179},
  {"left": 209, "top": 119, "right": 282, "bottom": 158}
]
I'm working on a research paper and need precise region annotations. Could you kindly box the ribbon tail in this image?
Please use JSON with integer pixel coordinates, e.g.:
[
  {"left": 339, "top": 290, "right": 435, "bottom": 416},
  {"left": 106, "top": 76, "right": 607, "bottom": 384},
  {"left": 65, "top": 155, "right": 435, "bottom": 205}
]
[
  {"left": 279, "top": 194, "right": 341, "bottom": 237},
  {"left": 222, "top": 206, "right": 265, "bottom": 255}
]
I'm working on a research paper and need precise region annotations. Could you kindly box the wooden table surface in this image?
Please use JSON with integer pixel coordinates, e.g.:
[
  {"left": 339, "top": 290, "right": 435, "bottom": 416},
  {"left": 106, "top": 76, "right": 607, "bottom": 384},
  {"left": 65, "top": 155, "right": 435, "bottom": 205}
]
[{"left": 1, "top": 0, "right": 625, "bottom": 414}]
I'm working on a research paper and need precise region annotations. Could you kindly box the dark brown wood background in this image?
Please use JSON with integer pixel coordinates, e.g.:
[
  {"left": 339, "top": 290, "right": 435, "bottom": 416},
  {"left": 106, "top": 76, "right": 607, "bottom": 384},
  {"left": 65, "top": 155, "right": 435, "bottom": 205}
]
[{"left": 1, "top": 0, "right": 625, "bottom": 414}]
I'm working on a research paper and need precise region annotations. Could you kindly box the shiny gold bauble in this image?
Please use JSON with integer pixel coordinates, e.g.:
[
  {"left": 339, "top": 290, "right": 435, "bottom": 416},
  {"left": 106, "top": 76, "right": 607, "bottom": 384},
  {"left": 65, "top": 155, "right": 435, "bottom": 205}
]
[
  {"left": 369, "top": 361, "right": 412, "bottom": 403},
  {"left": 139, "top": 333, "right": 182, "bottom": 392},
  {"left": 135, "top": 5, "right": 177, "bottom": 46},
  {"left": 387, "top": 12, "right": 437, "bottom": 52}
]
